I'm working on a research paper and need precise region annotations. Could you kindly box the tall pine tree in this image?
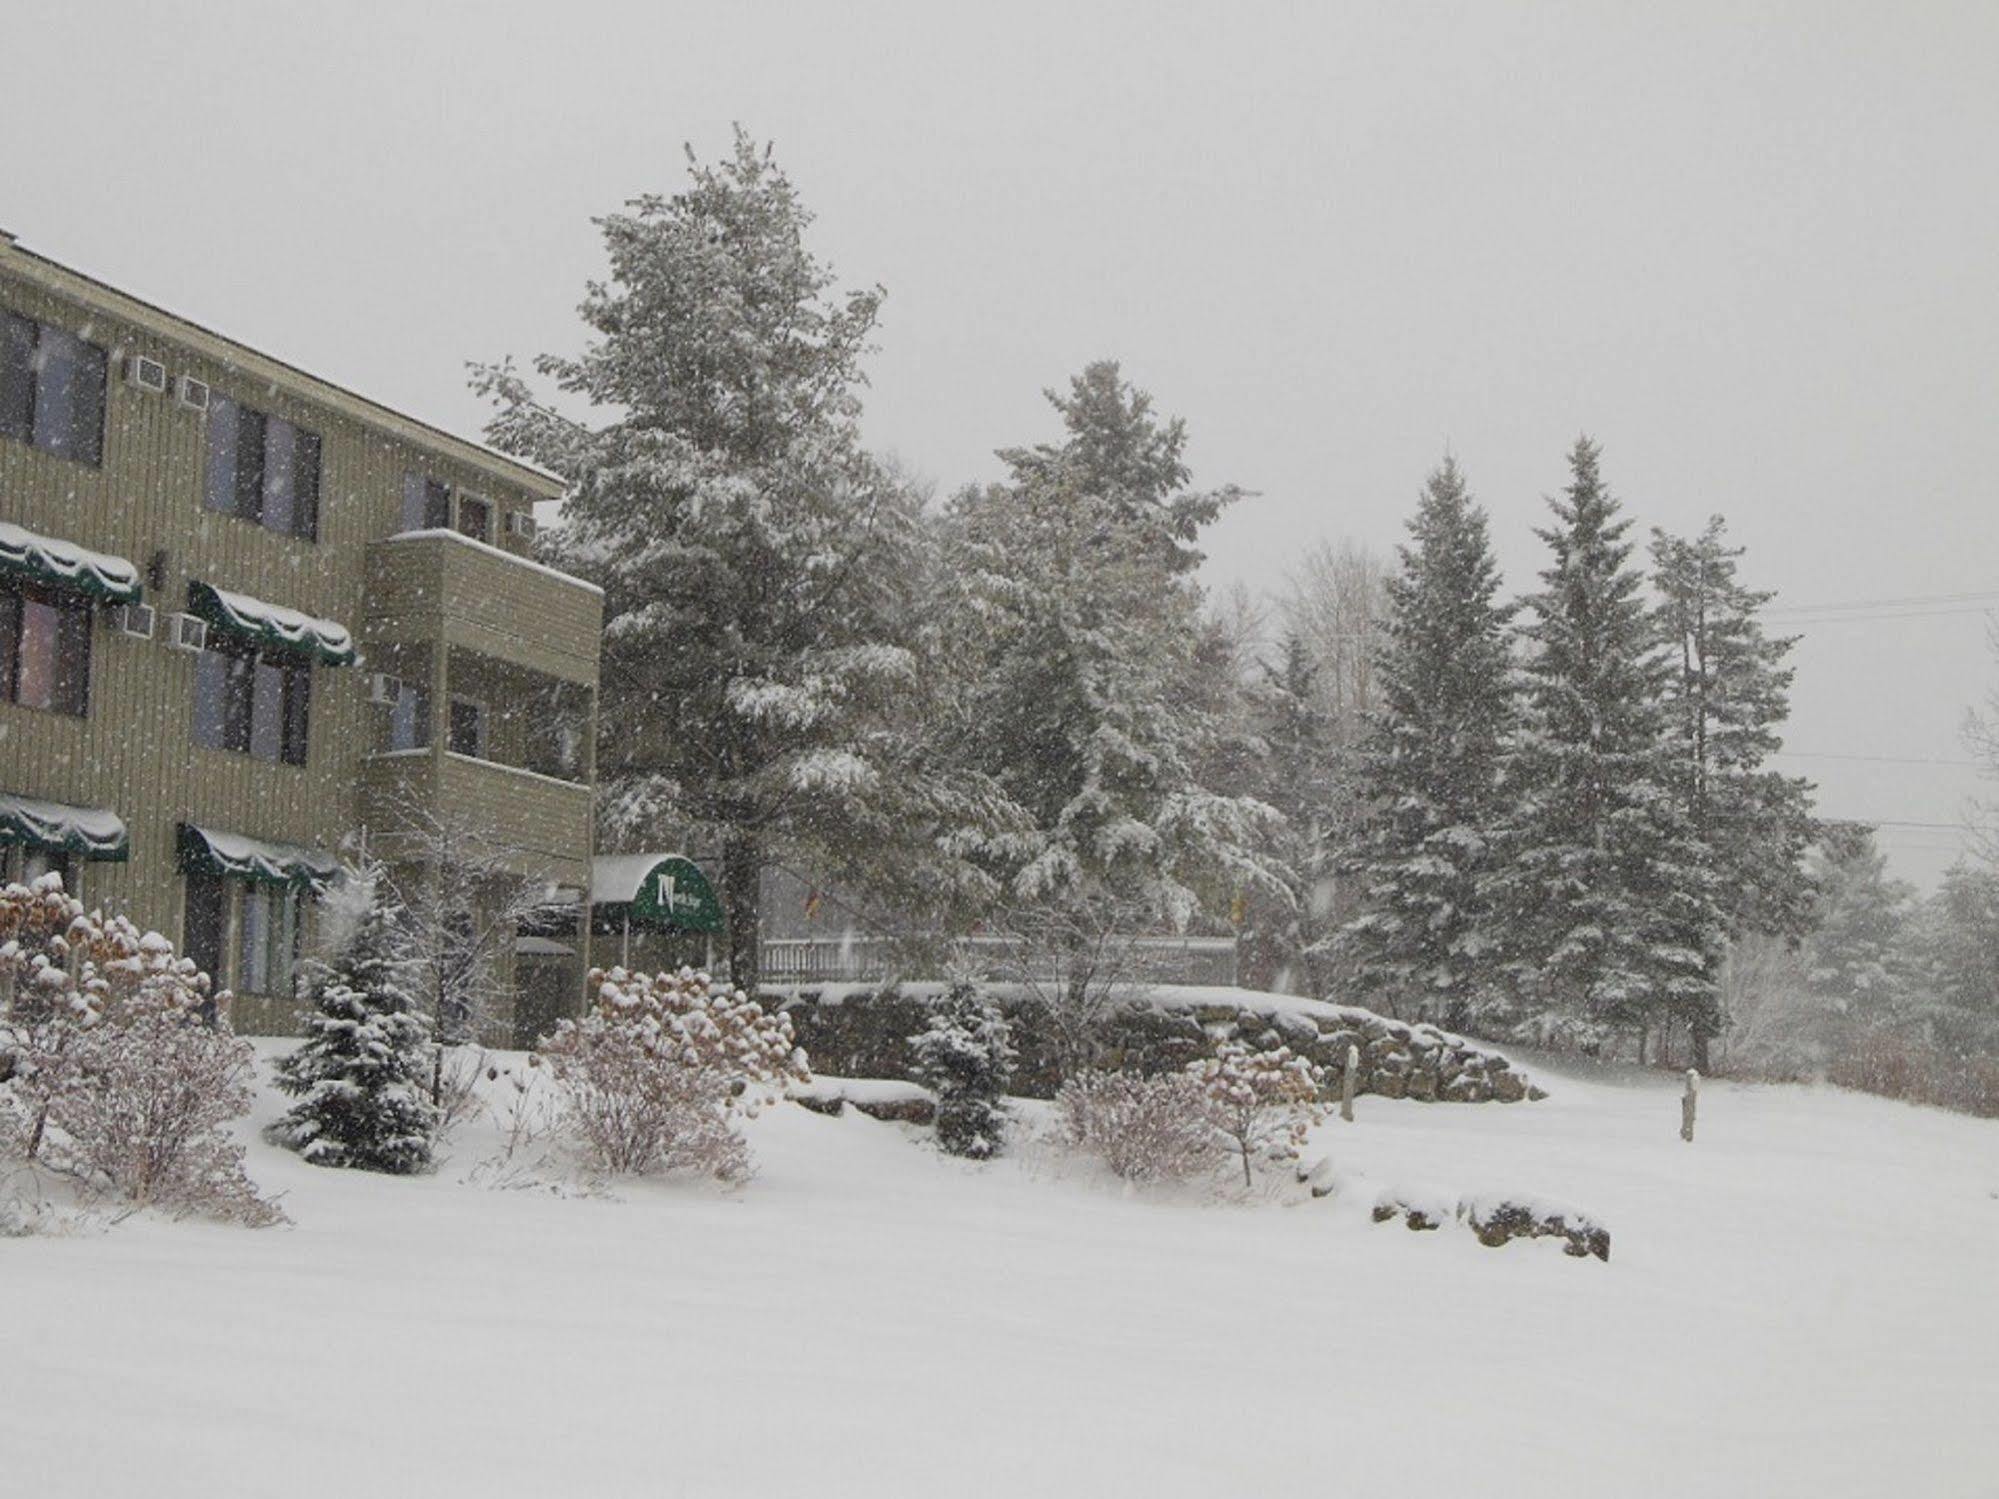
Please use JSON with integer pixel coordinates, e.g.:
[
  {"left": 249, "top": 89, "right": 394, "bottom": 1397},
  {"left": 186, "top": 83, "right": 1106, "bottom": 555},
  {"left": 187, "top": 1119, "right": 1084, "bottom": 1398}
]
[
  {"left": 1652, "top": 518, "right": 1817, "bottom": 946},
  {"left": 271, "top": 869, "right": 438, "bottom": 1174},
  {"left": 1495, "top": 439, "right": 1725, "bottom": 1058},
  {"left": 1335, "top": 459, "right": 1516, "bottom": 1027},
  {"left": 943, "top": 364, "right": 1288, "bottom": 1037},
  {"left": 476, "top": 130, "right": 996, "bottom": 991}
]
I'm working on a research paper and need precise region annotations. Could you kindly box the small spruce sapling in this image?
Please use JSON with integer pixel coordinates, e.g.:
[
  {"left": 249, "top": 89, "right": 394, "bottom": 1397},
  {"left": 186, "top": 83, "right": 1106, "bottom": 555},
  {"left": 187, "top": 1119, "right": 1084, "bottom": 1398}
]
[
  {"left": 909, "top": 986, "right": 1015, "bottom": 1159},
  {"left": 271, "top": 868, "right": 438, "bottom": 1174}
]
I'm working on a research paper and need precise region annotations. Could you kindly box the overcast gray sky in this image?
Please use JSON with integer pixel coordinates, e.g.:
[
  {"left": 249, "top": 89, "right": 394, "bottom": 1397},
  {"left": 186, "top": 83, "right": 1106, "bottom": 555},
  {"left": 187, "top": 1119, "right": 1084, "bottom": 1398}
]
[{"left": 8, "top": 0, "right": 1997, "bottom": 883}]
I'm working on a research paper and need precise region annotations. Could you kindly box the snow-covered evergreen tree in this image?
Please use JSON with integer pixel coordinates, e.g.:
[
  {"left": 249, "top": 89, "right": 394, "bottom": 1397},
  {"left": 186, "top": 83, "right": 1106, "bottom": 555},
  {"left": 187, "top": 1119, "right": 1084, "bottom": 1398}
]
[
  {"left": 908, "top": 986, "right": 1014, "bottom": 1159},
  {"left": 1652, "top": 518, "right": 1817, "bottom": 946},
  {"left": 270, "top": 870, "right": 437, "bottom": 1175},
  {"left": 1334, "top": 459, "right": 1515, "bottom": 1026},
  {"left": 942, "top": 364, "right": 1288, "bottom": 1063},
  {"left": 1801, "top": 823, "right": 1916, "bottom": 1035},
  {"left": 475, "top": 130, "right": 999, "bottom": 992},
  {"left": 1494, "top": 439, "right": 1725, "bottom": 1058},
  {"left": 1901, "top": 863, "right": 1999, "bottom": 1057}
]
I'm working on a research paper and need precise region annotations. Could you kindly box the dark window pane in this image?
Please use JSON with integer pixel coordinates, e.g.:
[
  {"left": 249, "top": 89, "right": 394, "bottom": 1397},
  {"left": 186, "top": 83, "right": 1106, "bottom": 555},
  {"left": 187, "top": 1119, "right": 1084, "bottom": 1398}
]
[
  {"left": 184, "top": 872, "right": 227, "bottom": 985},
  {"left": 233, "top": 407, "right": 266, "bottom": 521},
  {"left": 448, "top": 698, "right": 484, "bottom": 758},
  {"left": 0, "top": 312, "right": 33, "bottom": 443},
  {"left": 293, "top": 431, "right": 321, "bottom": 540},
  {"left": 0, "top": 590, "right": 19, "bottom": 702},
  {"left": 193, "top": 647, "right": 228, "bottom": 748},
  {"left": 249, "top": 657, "right": 285, "bottom": 761},
  {"left": 204, "top": 397, "right": 240, "bottom": 514},
  {"left": 223, "top": 651, "right": 255, "bottom": 752},
  {"left": 31, "top": 324, "right": 106, "bottom": 465},
  {"left": 427, "top": 478, "right": 452, "bottom": 529},
  {"left": 456, "top": 496, "right": 491, "bottom": 542},
  {"left": 14, "top": 596, "right": 59, "bottom": 710},
  {"left": 53, "top": 597, "right": 90, "bottom": 716},
  {"left": 261, "top": 417, "right": 296, "bottom": 536},
  {"left": 281, "top": 662, "right": 311, "bottom": 765}
]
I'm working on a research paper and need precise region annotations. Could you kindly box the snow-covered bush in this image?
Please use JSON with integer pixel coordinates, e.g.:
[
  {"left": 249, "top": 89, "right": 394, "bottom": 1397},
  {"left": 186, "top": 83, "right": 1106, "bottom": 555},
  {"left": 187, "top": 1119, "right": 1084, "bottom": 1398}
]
[
  {"left": 1186, "top": 1042, "right": 1326, "bottom": 1186},
  {"left": 542, "top": 966, "right": 807, "bottom": 1181},
  {"left": 909, "top": 985, "right": 1014, "bottom": 1159},
  {"left": 270, "top": 865, "right": 438, "bottom": 1174},
  {"left": 1055, "top": 1068, "right": 1220, "bottom": 1184},
  {"left": 0, "top": 875, "right": 281, "bottom": 1224}
]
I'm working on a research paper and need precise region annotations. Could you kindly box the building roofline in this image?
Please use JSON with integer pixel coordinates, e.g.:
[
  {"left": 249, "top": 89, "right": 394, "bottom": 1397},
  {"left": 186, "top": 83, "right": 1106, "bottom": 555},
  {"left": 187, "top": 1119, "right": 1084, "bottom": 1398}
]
[{"left": 0, "top": 231, "right": 568, "bottom": 500}]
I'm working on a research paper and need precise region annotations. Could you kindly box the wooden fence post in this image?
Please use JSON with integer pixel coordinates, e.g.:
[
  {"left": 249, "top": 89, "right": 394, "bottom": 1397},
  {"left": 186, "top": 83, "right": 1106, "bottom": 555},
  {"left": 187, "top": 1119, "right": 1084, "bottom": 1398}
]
[
  {"left": 1341, "top": 1043, "right": 1359, "bottom": 1123},
  {"left": 1681, "top": 1068, "right": 1699, "bottom": 1143}
]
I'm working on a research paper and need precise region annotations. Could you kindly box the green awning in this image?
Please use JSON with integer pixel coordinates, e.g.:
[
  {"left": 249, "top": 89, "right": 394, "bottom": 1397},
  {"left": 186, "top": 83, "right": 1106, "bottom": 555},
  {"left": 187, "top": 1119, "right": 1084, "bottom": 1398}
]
[
  {"left": 0, "top": 520, "right": 142, "bottom": 605},
  {"left": 0, "top": 792, "right": 130, "bottom": 862},
  {"left": 188, "top": 581, "right": 357, "bottom": 667},
  {"left": 176, "top": 823, "right": 339, "bottom": 889},
  {"left": 592, "top": 853, "right": 725, "bottom": 933}
]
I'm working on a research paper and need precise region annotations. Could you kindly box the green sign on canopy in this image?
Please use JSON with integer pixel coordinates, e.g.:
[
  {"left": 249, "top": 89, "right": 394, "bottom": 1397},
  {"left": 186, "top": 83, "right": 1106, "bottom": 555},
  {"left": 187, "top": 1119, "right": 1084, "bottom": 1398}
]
[{"left": 630, "top": 855, "right": 725, "bottom": 934}]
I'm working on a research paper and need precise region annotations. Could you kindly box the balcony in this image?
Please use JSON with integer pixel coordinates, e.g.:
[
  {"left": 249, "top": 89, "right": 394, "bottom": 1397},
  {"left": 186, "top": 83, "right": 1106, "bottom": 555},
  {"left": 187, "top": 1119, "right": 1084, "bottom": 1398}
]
[
  {"left": 360, "top": 748, "right": 593, "bottom": 887},
  {"left": 363, "top": 529, "right": 601, "bottom": 686}
]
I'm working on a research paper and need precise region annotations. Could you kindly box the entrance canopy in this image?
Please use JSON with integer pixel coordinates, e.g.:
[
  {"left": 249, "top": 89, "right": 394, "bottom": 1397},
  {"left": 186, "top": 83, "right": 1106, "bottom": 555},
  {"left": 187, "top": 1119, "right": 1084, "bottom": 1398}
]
[{"left": 592, "top": 853, "right": 724, "bottom": 934}]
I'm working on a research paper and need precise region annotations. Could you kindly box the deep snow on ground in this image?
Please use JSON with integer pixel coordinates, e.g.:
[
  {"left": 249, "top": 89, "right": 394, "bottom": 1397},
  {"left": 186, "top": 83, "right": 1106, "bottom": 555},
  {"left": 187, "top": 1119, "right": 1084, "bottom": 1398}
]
[{"left": 5, "top": 1047, "right": 1997, "bottom": 1498}]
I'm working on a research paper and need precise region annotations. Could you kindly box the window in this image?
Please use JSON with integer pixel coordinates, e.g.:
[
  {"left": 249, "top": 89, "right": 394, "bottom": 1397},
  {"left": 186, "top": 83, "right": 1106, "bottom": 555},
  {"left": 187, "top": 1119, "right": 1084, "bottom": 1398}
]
[
  {"left": 184, "top": 872, "right": 305, "bottom": 1000},
  {"left": 0, "top": 310, "right": 107, "bottom": 466},
  {"left": 204, "top": 395, "right": 321, "bottom": 540},
  {"left": 0, "top": 582, "right": 92, "bottom": 717},
  {"left": 386, "top": 678, "right": 431, "bottom": 752},
  {"left": 402, "top": 471, "right": 452, "bottom": 531},
  {"left": 455, "top": 494, "right": 492, "bottom": 543},
  {"left": 448, "top": 697, "right": 486, "bottom": 758},
  {"left": 193, "top": 638, "right": 310, "bottom": 765}
]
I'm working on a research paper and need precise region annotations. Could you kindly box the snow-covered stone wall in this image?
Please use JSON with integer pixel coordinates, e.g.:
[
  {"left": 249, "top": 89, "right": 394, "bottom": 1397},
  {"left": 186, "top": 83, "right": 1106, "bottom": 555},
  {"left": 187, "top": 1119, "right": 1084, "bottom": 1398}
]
[{"left": 773, "top": 984, "right": 1542, "bottom": 1104}]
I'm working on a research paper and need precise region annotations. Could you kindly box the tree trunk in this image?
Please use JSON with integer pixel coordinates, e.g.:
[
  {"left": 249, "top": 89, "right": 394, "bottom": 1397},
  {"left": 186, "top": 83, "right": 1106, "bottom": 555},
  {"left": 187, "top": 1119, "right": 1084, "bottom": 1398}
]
[
  {"left": 722, "top": 833, "right": 763, "bottom": 996},
  {"left": 1689, "top": 1020, "right": 1712, "bottom": 1075}
]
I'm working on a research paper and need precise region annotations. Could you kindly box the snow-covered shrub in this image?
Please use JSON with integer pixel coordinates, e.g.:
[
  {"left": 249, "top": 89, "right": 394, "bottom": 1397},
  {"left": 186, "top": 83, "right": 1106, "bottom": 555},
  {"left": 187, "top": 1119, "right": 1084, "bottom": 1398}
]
[
  {"left": 1055, "top": 1068, "right": 1219, "bottom": 1184},
  {"left": 908, "top": 985, "right": 1014, "bottom": 1159},
  {"left": 542, "top": 966, "right": 807, "bottom": 1181},
  {"left": 0, "top": 875, "right": 281, "bottom": 1224},
  {"left": 1186, "top": 1042, "right": 1326, "bottom": 1186},
  {"left": 270, "top": 865, "right": 438, "bottom": 1174}
]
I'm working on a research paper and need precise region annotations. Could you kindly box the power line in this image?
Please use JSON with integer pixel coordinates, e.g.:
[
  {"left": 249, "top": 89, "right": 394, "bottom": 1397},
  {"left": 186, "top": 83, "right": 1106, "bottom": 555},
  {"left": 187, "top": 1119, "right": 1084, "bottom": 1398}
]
[
  {"left": 1774, "top": 749, "right": 1984, "bottom": 768},
  {"left": 1760, "top": 587, "right": 1999, "bottom": 618}
]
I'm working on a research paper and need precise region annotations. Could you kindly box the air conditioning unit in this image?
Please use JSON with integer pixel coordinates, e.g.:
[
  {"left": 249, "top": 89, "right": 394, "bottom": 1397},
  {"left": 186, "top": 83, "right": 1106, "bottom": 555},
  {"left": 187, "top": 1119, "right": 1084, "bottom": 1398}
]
[
  {"left": 107, "top": 602, "right": 156, "bottom": 640},
  {"left": 506, "top": 510, "right": 538, "bottom": 540},
  {"left": 166, "top": 612, "right": 208, "bottom": 653},
  {"left": 125, "top": 355, "right": 168, "bottom": 394},
  {"left": 175, "top": 375, "right": 211, "bottom": 413},
  {"left": 366, "top": 672, "right": 402, "bottom": 706}
]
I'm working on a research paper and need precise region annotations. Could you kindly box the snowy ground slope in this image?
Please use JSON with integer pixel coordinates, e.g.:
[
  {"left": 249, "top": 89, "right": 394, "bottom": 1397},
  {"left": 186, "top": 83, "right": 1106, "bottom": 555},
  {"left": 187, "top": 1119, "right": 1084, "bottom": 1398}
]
[{"left": 4, "top": 1049, "right": 1997, "bottom": 1498}]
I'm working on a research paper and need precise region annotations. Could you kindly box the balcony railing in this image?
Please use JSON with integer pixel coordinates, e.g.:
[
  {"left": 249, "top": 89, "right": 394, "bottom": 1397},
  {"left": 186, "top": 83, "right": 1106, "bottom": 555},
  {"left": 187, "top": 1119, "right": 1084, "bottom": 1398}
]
[
  {"left": 360, "top": 748, "right": 593, "bottom": 884},
  {"left": 363, "top": 530, "right": 601, "bottom": 686}
]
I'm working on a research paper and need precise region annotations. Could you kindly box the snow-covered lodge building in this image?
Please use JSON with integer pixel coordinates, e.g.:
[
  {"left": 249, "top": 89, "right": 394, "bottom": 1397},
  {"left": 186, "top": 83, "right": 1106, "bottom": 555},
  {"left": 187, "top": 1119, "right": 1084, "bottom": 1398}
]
[{"left": 0, "top": 231, "right": 602, "bottom": 1038}]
